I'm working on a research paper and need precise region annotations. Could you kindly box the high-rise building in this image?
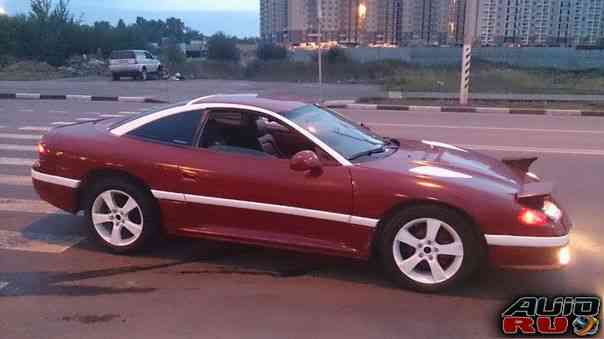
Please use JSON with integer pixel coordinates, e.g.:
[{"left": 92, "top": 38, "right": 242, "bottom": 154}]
[
  {"left": 260, "top": 0, "right": 289, "bottom": 43},
  {"left": 262, "top": 0, "right": 402, "bottom": 46},
  {"left": 399, "top": 0, "right": 465, "bottom": 46},
  {"left": 478, "top": 0, "right": 604, "bottom": 47}
]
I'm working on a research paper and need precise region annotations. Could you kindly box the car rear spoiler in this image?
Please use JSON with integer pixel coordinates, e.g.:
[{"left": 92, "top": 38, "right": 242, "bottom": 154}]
[
  {"left": 502, "top": 157, "right": 538, "bottom": 173},
  {"left": 516, "top": 182, "right": 554, "bottom": 200}
]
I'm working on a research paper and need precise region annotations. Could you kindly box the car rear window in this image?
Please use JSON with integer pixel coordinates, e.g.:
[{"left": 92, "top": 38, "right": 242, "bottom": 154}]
[{"left": 110, "top": 51, "right": 135, "bottom": 59}]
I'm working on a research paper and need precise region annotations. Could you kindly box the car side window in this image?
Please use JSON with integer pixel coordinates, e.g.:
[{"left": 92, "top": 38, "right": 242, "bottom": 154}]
[
  {"left": 128, "top": 110, "right": 201, "bottom": 146},
  {"left": 199, "top": 110, "right": 329, "bottom": 161},
  {"left": 144, "top": 52, "right": 153, "bottom": 59}
]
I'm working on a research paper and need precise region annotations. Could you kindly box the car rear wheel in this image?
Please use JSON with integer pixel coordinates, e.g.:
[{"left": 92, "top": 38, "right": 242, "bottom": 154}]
[
  {"left": 379, "top": 205, "right": 481, "bottom": 292},
  {"left": 138, "top": 69, "right": 147, "bottom": 81},
  {"left": 84, "top": 178, "right": 159, "bottom": 253}
]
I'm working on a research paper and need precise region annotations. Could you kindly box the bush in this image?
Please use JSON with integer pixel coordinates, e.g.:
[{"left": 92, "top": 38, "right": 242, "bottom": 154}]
[
  {"left": 256, "top": 43, "right": 287, "bottom": 61},
  {"left": 326, "top": 47, "right": 348, "bottom": 64},
  {"left": 207, "top": 32, "right": 240, "bottom": 62},
  {"left": 160, "top": 43, "right": 186, "bottom": 72}
]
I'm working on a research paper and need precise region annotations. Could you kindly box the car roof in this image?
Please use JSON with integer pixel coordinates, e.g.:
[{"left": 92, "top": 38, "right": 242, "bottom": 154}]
[{"left": 191, "top": 94, "right": 311, "bottom": 114}]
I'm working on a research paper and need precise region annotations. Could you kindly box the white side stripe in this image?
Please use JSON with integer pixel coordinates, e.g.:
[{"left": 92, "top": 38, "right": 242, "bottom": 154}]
[
  {"left": 31, "top": 169, "right": 81, "bottom": 188},
  {"left": 19, "top": 126, "right": 51, "bottom": 132},
  {"left": 485, "top": 234, "right": 570, "bottom": 248},
  {"left": 151, "top": 189, "right": 378, "bottom": 228}
]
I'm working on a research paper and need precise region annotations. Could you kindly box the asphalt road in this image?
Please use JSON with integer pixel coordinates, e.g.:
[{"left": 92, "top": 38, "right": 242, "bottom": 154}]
[
  {"left": 0, "top": 99, "right": 602, "bottom": 339},
  {"left": 0, "top": 77, "right": 382, "bottom": 103}
]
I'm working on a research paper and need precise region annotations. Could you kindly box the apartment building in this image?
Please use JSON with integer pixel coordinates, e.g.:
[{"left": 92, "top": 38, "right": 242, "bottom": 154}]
[
  {"left": 478, "top": 0, "right": 604, "bottom": 47},
  {"left": 399, "top": 0, "right": 465, "bottom": 46},
  {"left": 260, "top": 0, "right": 289, "bottom": 43}
]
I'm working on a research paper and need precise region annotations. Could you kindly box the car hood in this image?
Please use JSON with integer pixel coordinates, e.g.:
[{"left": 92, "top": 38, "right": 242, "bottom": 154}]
[{"left": 359, "top": 138, "right": 525, "bottom": 190}]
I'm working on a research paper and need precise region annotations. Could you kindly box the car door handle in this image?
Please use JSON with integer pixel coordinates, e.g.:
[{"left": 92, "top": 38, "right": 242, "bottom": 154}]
[{"left": 180, "top": 168, "right": 199, "bottom": 181}]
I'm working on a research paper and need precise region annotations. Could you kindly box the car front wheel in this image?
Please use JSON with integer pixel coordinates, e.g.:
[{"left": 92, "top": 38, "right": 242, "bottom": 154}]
[
  {"left": 379, "top": 205, "right": 481, "bottom": 292},
  {"left": 84, "top": 178, "right": 159, "bottom": 253}
]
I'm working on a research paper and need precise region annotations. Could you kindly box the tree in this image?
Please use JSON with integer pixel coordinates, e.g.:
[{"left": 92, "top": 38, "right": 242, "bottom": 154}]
[
  {"left": 257, "top": 43, "right": 287, "bottom": 61},
  {"left": 207, "top": 32, "right": 240, "bottom": 62}
]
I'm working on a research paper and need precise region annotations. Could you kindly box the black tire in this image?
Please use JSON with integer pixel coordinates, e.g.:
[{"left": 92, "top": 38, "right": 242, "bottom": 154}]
[
  {"left": 112, "top": 73, "right": 120, "bottom": 81},
  {"left": 378, "top": 205, "right": 482, "bottom": 293},
  {"left": 84, "top": 177, "right": 160, "bottom": 254},
  {"left": 138, "top": 69, "right": 147, "bottom": 81}
]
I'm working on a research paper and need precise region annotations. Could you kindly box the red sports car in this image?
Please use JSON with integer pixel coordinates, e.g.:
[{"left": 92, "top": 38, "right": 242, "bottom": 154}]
[{"left": 32, "top": 95, "right": 572, "bottom": 292}]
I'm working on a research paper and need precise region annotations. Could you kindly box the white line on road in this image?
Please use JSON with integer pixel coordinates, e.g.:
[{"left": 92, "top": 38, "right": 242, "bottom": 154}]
[
  {"left": 0, "top": 230, "right": 84, "bottom": 254},
  {"left": 76, "top": 118, "right": 100, "bottom": 121},
  {"left": 461, "top": 144, "right": 604, "bottom": 156},
  {"left": 0, "top": 157, "right": 36, "bottom": 166},
  {"left": 49, "top": 110, "right": 68, "bottom": 113},
  {"left": 99, "top": 114, "right": 125, "bottom": 118},
  {"left": 18, "top": 109, "right": 34, "bottom": 112},
  {"left": 19, "top": 126, "right": 51, "bottom": 132},
  {"left": 83, "top": 112, "right": 101, "bottom": 115},
  {"left": 51, "top": 122, "right": 75, "bottom": 126},
  {"left": 0, "top": 133, "right": 42, "bottom": 140},
  {"left": 0, "top": 198, "right": 58, "bottom": 214},
  {"left": 0, "top": 144, "right": 37, "bottom": 152},
  {"left": 0, "top": 174, "right": 32, "bottom": 186},
  {"left": 118, "top": 111, "right": 138, "bottom": 115},
  {"left": 369, "top": 123, "right": 604, "bottom": 134}
]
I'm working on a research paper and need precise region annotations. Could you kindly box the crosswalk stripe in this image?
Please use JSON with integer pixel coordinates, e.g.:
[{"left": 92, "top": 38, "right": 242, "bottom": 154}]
[
  {"left": 0, "top": 144, "right": 37, "bottom": 152},
  {"left": 0, "top": 230, "right": 84, "bottom": 254},
  {"left": 0, "top": 133, "right": 41, "bottom": 140},
  {"left": 0, "top": 198, "right": 57, "bottom": 214},
  {"left": 51, "top": 122, "right": 75, "bottom": 126},
  {"left": 0, "top": 174, "right": 31, "bottom": 186},
  {"left": 0, "top": 157, "right": 36, "bottom": 166},
  {"left": 100, "top": 114, "right": 125, "bottom": 118},
  {"left": 19, "top": 126, "right": 51, "bottom": 132}
]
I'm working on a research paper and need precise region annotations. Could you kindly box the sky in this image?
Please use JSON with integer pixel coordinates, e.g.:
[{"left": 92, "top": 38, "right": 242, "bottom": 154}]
[{"left": 1, "top": 0, "right": 260, "bottom": 37}]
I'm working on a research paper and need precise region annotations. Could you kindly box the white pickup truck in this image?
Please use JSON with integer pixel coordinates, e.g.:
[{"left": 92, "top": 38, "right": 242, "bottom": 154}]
[{"left": 109, "top": 50, "right": 163, "bottom": 81}]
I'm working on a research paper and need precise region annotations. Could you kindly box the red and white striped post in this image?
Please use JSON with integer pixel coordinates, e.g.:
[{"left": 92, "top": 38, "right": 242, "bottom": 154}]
[{"left": 460, "top": 0, "right": 479, "bottom": 105}]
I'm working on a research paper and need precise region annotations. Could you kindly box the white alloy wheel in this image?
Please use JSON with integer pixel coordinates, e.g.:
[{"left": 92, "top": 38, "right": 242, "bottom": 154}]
[
  {"left": 91, "top": 189, "right": 144, "bottom": 247},
  {"left": 392, "top": 218, "right": 464, "bottom": 285}
]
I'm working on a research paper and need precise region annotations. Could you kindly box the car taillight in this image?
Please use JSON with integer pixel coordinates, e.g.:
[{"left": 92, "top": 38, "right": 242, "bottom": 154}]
[
  {"left": 518, "top": 207, "right": 549, "bottom": 226},
  {"left": 37, "top": 143, "right": 46, "bottom": 154}
]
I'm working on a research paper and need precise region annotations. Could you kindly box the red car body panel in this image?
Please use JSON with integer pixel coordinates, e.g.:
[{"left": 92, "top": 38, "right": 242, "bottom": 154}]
[{"left": 32, "top": 100, "right": 572, "bottom": 269}]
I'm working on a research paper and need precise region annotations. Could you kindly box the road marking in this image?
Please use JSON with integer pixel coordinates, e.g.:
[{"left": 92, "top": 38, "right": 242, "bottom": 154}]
[
  {"left": 100, "top": 114, "right": 125, "bottom": 118},
  {"left": 0, "top": 144, "right": 37, "bottom": 152},
  {"left": 0, "top": 230, "right": 84, "bottom": 254},
  {"left": 118, "top": 111, "right": 138, "bottom": 115},
  {"left": 0, "top": 157, "right": 36, "bottom": 166},
  {"left": 76, "top": 118, "right": 99, "bottom": 121},
  {"left": 18, "top": 109, "right": 34, "bottom": 112},
  {"left": 51, "top": 122, "right": 75, "bottom": 126},
  {"left": 0, "top": 198, "right": 58, "bottom": 214},
  {"left": 83, "top": 112, "right": 101, "bottom": 115},
  {"left": 49, "top": 110, "right": 68, "bottom": 113},
  {"left": 0, "top": 133, "right": 42, "bottom": 140},
  {"left": 19, "top": 126, "right": 51, "bottom": 132},
  {"left": 369, "top": 123, "right": 604, "bottom": 135},
  {"left": 0, "top": 174, "right": 31, "bottom": 186},
  {"left": 460, "top": 144, "right": 604, "bottom": 156}
]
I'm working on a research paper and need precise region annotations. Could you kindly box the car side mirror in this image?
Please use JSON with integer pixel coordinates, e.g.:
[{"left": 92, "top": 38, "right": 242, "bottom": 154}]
[{"left": 290, "top": 150, "right": 322, "bottom": 173}]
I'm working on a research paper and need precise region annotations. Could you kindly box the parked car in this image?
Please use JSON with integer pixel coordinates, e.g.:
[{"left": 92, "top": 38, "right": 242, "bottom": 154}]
[
  {"left": 32, "top": 95, "right": 572, "bottom": 292},
  {"left": 109, "top": 50, "right": 162, "bottom": 81}
]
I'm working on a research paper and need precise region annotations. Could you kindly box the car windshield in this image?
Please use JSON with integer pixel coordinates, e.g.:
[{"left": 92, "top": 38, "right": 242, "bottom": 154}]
[{"left": 285, "top": 105, "right": 387, "bottom": 160}]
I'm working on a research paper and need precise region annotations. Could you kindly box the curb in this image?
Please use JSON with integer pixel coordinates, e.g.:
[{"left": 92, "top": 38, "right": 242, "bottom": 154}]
[
  {"left": 323, "top": 102, "right": 604, "bottom": 117},
  {"left": 0, "top": 93, "right": 168, "bottom": 104}
]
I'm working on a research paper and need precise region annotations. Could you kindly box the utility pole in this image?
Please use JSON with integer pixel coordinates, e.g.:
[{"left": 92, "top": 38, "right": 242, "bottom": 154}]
[
  {"left": 317, "top": 0, "right": 323, "bottom": 102},
  {"left": 459, "top": 0, "right": 479, "bottom": 105}
]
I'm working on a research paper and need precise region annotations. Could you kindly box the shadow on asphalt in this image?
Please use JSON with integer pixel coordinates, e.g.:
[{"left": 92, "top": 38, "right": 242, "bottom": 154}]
[{"left": 1, "top": 214, "right": 588, "bottom": 299}]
